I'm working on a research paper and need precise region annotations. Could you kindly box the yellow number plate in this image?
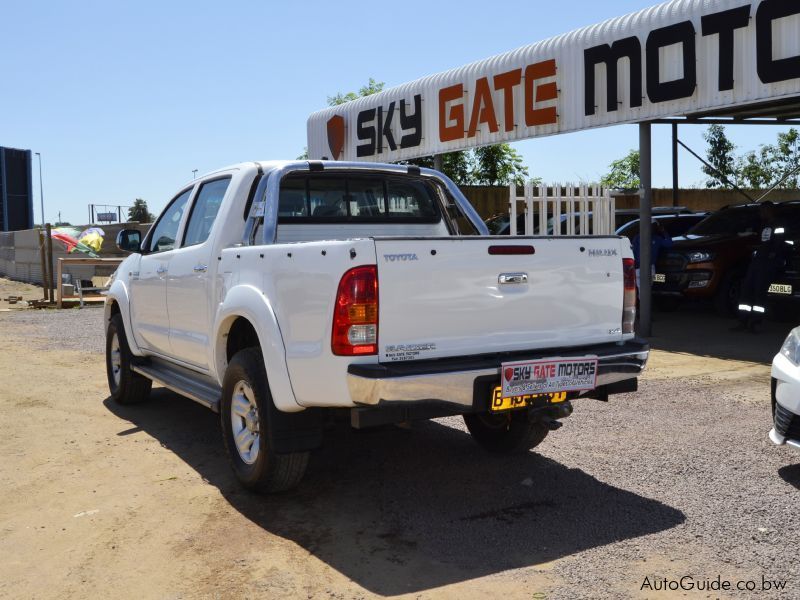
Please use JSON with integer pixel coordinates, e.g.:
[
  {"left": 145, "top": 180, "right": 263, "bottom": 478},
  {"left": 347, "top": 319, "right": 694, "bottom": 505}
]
[{"left": 491, "top": 387, "right": 567, "bottom": 412}]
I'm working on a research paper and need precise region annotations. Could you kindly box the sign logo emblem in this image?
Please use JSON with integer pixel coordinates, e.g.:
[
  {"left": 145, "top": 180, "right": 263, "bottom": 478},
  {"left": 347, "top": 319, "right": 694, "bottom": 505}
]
[{"left": 326, "top": 115, "right": 345, "bottom": 160}]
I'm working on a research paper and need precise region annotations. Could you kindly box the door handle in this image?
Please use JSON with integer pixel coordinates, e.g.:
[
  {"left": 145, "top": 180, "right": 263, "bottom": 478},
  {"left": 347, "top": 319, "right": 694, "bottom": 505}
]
[
  {"left": 193, "top": 265, "right": 208, "bottom": 273},
  {"left": 498, "top": 272, "right": 528, "bottom": 285}
]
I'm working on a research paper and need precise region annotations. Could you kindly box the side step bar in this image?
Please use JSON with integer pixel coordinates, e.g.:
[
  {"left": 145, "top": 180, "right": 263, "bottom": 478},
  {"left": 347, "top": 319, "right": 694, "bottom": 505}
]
[{"left": 133, "top": 359, "right": 221, "bottom": 413}]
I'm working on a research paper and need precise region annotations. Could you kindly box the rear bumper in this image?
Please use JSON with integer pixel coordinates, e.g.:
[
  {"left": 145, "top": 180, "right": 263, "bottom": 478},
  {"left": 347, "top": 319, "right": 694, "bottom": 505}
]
[{"left": 347, "top": 339, "right": 649, "bottom": 408}]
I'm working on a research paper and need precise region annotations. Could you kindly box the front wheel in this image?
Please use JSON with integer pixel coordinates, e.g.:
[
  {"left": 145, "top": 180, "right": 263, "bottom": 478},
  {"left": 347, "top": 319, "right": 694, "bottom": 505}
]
[
  {"left": 464, "top": 411, "right": 549, "bottom": 454},
  {"left": 221, "top": 348, "right": 309, "bottom": 493},
  {"left": 106, "top": 313, "right": 152, "bottom": 404}
]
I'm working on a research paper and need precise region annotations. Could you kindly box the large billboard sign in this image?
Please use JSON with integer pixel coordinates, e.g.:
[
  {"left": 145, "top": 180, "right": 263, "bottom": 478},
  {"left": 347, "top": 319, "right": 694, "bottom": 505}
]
[{"left": 308, "top": 0, "right": 800, "bottom": 162}]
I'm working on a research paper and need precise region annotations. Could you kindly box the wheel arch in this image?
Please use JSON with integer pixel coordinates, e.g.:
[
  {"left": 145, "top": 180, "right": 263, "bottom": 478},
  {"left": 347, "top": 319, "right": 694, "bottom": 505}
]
[
  {"left": 213, "top": 285, "right": 301, "bottom": 413},
  {"left": 104, "top": 278, "right": 144, "bottom": 355}
]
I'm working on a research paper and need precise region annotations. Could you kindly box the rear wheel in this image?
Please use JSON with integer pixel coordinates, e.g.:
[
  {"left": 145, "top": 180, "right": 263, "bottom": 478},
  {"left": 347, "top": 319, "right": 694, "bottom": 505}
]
[
  {"left": 106, "top": 313, "right": 152, "bottom": 404},
  {"left": 464, "top": 411, "right": 549, "bottom": 454},
  {"left": 221, "top": 347, "right": 309, "bottom": 493}
]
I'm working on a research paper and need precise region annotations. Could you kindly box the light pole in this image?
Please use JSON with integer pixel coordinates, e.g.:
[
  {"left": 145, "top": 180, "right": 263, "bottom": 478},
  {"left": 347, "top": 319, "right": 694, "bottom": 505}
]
[
  {"left": 35, "top": 152, "right": 45, "bottom": 226},
  {"left": 192, "top": 169, "right": 198, "bottom": 179}
]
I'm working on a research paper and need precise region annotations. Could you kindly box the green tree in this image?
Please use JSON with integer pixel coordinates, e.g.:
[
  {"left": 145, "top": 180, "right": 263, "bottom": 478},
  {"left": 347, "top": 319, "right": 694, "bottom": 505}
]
[
  {"left": 472, "top": 145, "right": 530, "bottom": 186},
  {"left": 327, "top": 78, "right": 385, "bottom": 107},
  {"left": 736, "top": 147, "right": 774, "bottom": 189},
  {"left": 402, "top": 152, "right": 477, "bottom": 185},
  {"left": 600, "top": 149, "right": 640, "bottom": 190},
  {"left": 128, "top": 198, "right": 155, "bottom": 223},
  {"left": 765, "top": 128, "right": 800, "bottom": 188},
  {"left": 703, "top": 125, "right": 737, "bottom": 188}
]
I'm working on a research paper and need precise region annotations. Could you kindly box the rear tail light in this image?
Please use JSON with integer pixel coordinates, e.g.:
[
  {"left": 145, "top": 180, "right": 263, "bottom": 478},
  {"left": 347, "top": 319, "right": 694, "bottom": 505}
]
[
  {"left": 622, "top": 258, "right": 636, "bottom": 335},
  {"left": 332, "top": 265, "right": 378, "bottom": 356}
]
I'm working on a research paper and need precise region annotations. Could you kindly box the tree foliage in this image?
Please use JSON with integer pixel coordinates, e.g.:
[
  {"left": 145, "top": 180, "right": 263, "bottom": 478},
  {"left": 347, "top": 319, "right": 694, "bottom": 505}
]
[
  {"left": 600, "top": 150, "right": 640, "bottom": 190},
  {"left": 128, "top": 198, "right": 155, "bottom": 223},
  {"left": 702, "top": 125, "right": 800, "bottom": 189},
  {"left": 703, "top": 125, "right": 738, "bottom": 188},
  {"left": 327, "top": 78, "right": 385, "bottom": 107},
  {"left": 472, "top": 145, "right": 530, "bottom": 186}
]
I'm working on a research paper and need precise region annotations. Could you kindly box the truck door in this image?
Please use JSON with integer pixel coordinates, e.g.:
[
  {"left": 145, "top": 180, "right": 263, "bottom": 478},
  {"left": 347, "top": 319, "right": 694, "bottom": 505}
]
[
  {"left": 166, "top": 176, "right": 231, "bottom": 370},
  {"left": 130, "top": 188, "right": 193, "bottom": 355}
]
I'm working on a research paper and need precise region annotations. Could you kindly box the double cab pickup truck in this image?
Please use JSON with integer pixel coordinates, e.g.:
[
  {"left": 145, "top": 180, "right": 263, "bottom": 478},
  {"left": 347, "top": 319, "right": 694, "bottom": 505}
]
[{"left": 105, "top": 161, "right": 648, "bottom": 492}]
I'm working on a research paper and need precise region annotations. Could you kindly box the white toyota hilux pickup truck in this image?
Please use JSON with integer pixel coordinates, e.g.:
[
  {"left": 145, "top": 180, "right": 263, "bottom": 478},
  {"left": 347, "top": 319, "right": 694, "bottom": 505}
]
[{"left": 105, "top": 160, "right": 648, "bottom": 492}]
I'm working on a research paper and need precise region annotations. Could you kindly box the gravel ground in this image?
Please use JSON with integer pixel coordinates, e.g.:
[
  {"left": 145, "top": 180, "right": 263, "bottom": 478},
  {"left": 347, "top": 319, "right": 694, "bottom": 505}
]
[
  {"left": 1, "top": 300, "right": 798, "bottom": 599},
  {"left": 0, "top": 305, "right": 106, "bottom": 353}
]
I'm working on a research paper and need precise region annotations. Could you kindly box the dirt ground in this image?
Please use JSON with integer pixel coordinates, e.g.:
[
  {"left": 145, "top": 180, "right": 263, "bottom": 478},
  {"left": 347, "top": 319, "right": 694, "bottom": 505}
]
[{"left": 0, "top": 277, "right": 797, "bottom": 599}]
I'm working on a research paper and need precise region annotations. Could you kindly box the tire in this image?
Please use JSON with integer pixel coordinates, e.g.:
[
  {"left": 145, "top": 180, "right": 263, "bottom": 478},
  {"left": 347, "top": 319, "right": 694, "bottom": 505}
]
[
  {"left": 464, "top": 411, "right": 549, "bottom": 454},
  {"left": 220, "top": 347, "right": 309, "bottom": 493},
  {"left": 106, "top": 313, "right": 152, "bottom": 404},
  {"left": 714, "top": 269, "right": 744, "bottom": 317}
]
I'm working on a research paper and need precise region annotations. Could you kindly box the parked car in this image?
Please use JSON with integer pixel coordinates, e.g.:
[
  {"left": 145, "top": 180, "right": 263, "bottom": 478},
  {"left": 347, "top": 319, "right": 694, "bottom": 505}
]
[
  {"left": 653, "top": 201, "right": 800, "bottom": 315},
  {"left": 769, "top": 325, "right": 800, "bottom": 453},
  {"left": 615, "top": 213, "right": 709, "bottom": 241},
  {"left": 484, "top": 212, "right": 527, "bottom": 235},
  {"left": 487, "top": 206, "right": 696, "bottom": 237},
  {"left": 614, "top": 206, "right": 695, "bottom": 231},
  {"left": 105, "top": 160, "right": 648, "bottom": 493},
  {"left": 766, "top": 231, "right": 800, "bottom": 315}
]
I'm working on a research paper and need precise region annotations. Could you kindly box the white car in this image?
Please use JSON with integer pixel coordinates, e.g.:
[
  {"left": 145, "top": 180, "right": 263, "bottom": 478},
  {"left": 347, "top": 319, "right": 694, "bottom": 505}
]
[
  {"left": 770, "top": 326, "right": 800, "bottom": 451},
  {"left": 105, "top": 160, "right": 648, "bottom": 492}
]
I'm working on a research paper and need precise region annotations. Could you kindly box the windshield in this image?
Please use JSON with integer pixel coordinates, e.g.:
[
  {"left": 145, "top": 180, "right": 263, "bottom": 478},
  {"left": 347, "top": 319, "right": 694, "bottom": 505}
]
[{"left": 687, "top": 207, "right": 760, "bottom": 236}]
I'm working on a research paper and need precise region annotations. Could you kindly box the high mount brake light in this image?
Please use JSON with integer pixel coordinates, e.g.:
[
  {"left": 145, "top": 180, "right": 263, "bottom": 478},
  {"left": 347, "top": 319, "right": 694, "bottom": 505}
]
[
  {"left": 332, "top": 266, "right": 379, "bottom": 356},
  {"left": 622, "top": 258, "right": 636, "bottom": 335},
  {"left": 488, "top": 245, "right": 535, "bottom": 255}
]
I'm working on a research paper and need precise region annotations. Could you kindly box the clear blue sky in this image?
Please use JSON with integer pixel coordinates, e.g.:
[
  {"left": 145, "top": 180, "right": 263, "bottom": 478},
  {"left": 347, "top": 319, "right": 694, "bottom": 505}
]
[{"left": 1, "top": 0, "right": 794, "bottom": 225}]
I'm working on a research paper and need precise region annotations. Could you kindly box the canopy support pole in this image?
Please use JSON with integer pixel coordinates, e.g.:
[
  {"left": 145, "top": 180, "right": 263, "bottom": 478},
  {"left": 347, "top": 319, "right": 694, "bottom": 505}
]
[{"left": 639, "top": 123, "right": 653, "bottom": 337}]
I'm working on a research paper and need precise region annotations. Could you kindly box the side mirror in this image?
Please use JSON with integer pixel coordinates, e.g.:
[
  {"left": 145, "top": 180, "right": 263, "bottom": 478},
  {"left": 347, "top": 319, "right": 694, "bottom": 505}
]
[{"left": 116, "top": 229, "right": 142, "bottom": 253}]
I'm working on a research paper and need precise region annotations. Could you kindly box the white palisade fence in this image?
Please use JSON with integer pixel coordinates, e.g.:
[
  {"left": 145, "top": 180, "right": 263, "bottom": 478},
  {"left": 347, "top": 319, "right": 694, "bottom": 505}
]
[{"left": 508, "top": 183, "right": 615, "bottom": 236}]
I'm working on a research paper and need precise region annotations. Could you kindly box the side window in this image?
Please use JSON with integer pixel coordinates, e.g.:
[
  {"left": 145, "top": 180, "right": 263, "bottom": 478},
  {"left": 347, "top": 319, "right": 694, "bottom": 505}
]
[
  {"left": 183, "top": 178, "right": 231, "bottom": 247},
  {"left": 148, "top": 189, "right": 192, "bottom": 253}
]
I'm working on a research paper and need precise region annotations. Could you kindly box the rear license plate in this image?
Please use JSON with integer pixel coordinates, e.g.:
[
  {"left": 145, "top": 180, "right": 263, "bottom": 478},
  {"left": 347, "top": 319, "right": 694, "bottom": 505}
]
[
  {"left": 653, "top": 273, "right": 666, "bottom": 283},
  {"left": 768, "top": 283, "right": 793, "bottom": 295},
  {"left": 491, "top": 387, "right": 567, "bottom": 412},
  {"left": 500, "top": 357, "right": 598, "bottom": 398}
]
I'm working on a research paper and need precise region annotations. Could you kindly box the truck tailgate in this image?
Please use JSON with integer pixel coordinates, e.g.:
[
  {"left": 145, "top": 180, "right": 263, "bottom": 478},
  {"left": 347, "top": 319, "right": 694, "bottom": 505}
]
[{"left": 375, "top": 237, "right": 628, "bottom": 362}]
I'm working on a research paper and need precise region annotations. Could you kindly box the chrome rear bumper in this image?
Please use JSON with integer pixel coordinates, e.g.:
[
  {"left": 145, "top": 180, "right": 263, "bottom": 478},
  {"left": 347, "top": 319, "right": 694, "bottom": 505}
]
[{"left": 347, "top": 339, "right": 649, "bottom": 408}]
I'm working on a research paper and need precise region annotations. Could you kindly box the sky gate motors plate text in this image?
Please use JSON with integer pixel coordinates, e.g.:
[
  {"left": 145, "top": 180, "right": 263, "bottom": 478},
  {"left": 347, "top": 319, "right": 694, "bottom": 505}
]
[{"left": 501, "top": 358, "right": 599, "bottom": 399}]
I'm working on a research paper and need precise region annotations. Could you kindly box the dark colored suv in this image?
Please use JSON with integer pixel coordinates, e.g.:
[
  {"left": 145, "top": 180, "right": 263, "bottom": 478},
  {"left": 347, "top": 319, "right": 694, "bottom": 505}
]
[
  {"left": 615, "top": 213, "right": 709, "bottom": 240},
  {"left": 653, "top": 202, "right": 800, "bottom": 315}
]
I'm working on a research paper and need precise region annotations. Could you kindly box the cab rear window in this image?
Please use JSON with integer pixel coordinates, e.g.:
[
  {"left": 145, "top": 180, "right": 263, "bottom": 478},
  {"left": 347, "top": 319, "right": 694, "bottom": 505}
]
[{"left": 278, "top": 174, "right": 441, "bottom": 223}]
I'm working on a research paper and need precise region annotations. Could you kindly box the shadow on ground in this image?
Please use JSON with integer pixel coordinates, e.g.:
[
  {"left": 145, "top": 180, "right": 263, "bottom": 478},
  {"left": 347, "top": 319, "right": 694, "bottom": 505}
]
[
  {"left": 778, "top": 463, "right": 800, "bottom": 491},
  {"left": 106, "top": 389, "right": 685, "bottom": 595},
  {"left": 648, "top": 303, "right": 792, "bottom": 364}
]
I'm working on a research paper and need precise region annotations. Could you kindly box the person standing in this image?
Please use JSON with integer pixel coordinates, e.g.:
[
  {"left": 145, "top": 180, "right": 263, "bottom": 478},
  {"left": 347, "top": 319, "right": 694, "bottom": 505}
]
[
  {"left": 632, "top": 220, "right": 673, "bottom": 291},
  {"left": 732, "top": 201, "right": 789, "bottom": 332}
]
